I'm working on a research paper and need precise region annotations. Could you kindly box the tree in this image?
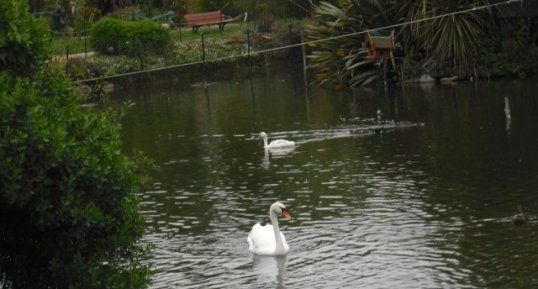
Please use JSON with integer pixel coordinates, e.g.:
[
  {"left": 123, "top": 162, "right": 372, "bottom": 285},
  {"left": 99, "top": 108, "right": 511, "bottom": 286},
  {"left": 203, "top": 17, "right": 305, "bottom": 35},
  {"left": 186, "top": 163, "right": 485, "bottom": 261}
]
[
  {"left": 305, "top": 0, "right": 500, "bottom": 86},
  {"left": 0, "top": 0, "right": 49, "bottom": 77},
  {"left": 84, "top": 0, "right": 133, "bottom": 16},
  {"left": 401, "top": 0, "right": 493, "bottom": 74},
  {"left": 0, "top": 1, "right": 151, "bottom": 288},
  {"left": 304, "top": 1, "right": 381, "bottom": 87}
]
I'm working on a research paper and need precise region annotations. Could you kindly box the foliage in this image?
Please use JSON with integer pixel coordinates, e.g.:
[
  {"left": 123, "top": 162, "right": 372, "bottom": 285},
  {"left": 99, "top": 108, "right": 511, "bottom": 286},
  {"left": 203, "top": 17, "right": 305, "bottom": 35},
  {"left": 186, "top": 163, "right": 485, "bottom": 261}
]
[
  {"left": 90, "top": 17, "right": 171, "bottom": 56},
  {"left": 0, "top": 0, "right": 50, "bottom": 77},
  {"left": 54, "top": 34, "right": 245, "bottom": 78},
  {"left": 47, "top": 24, "right": 248, "bottom": 79},
  {"left": 86, "top": 0, "right": 133, "bottom": 15},
  {"left": 194, "top": 0, "right": 225, "bottom": 11},
  {"left": 87, "top": 54, "right": 168, "bottom": 75},
  {"left": 304, "top": 1, "right": 377, "bottom": 87},
  {"left": 263, "top": 0, "right": 311, "bottom": 18},
  {"left": 90, "top": 17, "right": 128, "bottom": 54},
  {"left": 0, "top": 68, "right": 151, "bottom": 289},
  {"left": 190, "top": 0, "right": 309, "bottom": 18},
  {"left": 255, "top": 3, "right": 276, "bottom": 33},
  {"left": 482, "top": 45, "right": 538, "bottom": 77},
  {"left": 0, "top": 2, "right": 151, "bottom": 288},
  {"left": 172, "top": 37, "right": 244, "bottom": 63},
  {"left": 401, "top": 0, "right": 495, "bottom": 73},
  {"left": 305, "top": 0, "right": 504, "bottom": 86},
  {"left": 49, "top": 34, "right": 89, "bottom": 56},
  {"left": 477, "top": 16, "right": 538, "bottom": 78}
]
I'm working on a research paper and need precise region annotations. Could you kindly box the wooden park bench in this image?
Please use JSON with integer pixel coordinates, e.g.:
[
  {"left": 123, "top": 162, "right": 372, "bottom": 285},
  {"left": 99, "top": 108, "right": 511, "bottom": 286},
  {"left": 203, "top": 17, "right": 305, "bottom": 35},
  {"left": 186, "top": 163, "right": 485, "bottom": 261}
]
[{"left": 183, "top": 11, "right": 243, "bottom": 32}]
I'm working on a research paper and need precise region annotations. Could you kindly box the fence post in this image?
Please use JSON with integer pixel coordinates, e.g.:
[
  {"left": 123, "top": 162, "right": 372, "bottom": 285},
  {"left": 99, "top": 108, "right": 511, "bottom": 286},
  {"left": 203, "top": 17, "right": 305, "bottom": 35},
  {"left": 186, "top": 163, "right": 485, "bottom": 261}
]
[
  {"left": 247, "top": 29, "right": 251, "bottom": 55},
  {"left": 300, "top": 30, "right": 308, "bottom": 87},
  {"left": 246, "top": 29, "right": 251, "bottom": 69},
  {"left": 201, "top": 32, "right": 206, "bottom": 62},
  {"left": 375, "top": 61, "right": 382, "bottom": 123},
  {"left": 251, "top": 0, "right": 255, "bottom": 29},
  {"left": 201, "top": 33, "right": 206, "bottom": 83},
  {"left": 136, "top": 38, "right": 144, "bottom": 71},
  {"left": 220, "top": 11, "right": 223, "bottom": 37},
  {"left": 288, "top": 24, "right": 292, "bottom": 44},
  {"left": 65, "top": 46, "right": 69, "bottom": 74},
  {"left": 84, "top": 16, "right": 87, "bottom": 58}
]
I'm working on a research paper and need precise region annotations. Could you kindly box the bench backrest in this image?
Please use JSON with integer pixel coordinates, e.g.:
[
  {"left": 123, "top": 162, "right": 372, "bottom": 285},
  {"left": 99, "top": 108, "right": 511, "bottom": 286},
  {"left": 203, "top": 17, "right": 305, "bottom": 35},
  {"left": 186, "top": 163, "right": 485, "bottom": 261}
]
[{"left": 184, "top": 11, "right": 228, "bottom": 25}]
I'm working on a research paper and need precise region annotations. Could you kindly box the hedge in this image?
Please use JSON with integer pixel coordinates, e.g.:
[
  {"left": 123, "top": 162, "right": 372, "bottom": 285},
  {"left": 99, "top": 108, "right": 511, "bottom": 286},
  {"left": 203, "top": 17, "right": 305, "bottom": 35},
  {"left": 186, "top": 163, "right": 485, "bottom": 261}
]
[{"left": 90, "top": 17, "right": 171, "bottom": 56}]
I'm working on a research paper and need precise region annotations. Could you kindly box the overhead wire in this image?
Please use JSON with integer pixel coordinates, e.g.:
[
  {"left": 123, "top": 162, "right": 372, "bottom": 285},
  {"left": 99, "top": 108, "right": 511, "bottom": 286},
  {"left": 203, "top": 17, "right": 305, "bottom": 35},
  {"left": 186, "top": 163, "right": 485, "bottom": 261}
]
[{"left": 75, "top": 0, "right": 523, "bottom": 83}]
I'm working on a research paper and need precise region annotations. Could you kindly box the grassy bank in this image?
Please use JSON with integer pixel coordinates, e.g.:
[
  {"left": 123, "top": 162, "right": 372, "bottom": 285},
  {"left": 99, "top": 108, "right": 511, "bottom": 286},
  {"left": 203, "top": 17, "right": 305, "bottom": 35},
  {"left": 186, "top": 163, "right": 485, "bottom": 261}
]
[
  {"left": 49, "top": 21, "right": 303, "bottom": 81},
  {"left": 49, "top": 23, "right": 246, "bottom": 56}
]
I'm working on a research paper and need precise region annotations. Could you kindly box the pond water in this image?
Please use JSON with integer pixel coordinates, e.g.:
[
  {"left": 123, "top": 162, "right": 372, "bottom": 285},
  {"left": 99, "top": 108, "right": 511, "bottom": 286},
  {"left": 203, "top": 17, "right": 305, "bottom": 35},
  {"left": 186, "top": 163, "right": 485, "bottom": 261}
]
[{"left": 112, "top": 63, "right": 538, "bottom": 289}]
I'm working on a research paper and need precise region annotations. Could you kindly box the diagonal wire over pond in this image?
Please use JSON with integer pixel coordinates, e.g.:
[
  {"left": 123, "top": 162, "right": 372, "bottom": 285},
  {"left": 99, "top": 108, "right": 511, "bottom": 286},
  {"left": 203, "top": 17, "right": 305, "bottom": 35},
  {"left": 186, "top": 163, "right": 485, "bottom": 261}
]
[{"left": 75, "top": 0, "right": 523, "bottom": 84}]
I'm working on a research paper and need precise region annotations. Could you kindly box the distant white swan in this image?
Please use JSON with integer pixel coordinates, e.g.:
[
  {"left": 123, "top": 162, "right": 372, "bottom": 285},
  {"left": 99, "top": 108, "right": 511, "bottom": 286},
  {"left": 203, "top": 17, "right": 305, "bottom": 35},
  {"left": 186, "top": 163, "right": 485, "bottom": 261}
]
[
  {"left": 247, "top": 202, "right": 292, "bottom": 256},
  {"left": 259, "top": 132, "right": 295, "bottom": 150}
]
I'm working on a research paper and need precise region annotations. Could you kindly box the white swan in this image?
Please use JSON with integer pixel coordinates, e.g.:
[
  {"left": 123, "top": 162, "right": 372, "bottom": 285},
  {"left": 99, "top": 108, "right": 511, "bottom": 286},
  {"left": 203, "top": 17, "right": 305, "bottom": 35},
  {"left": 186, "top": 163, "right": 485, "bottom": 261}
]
[
  {"left": 259, "top": 132, "right": 295, "bottom": 150},
  {"left": 247, "top": 202, "right": 292, "bottom": 256}
]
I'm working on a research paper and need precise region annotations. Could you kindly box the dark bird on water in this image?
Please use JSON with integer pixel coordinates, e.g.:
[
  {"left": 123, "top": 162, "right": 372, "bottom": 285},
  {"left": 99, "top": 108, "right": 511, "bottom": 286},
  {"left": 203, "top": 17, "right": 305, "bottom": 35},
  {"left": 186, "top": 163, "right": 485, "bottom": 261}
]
[{"left": 512, "top": 205, "right": 528, "bottom": 226}]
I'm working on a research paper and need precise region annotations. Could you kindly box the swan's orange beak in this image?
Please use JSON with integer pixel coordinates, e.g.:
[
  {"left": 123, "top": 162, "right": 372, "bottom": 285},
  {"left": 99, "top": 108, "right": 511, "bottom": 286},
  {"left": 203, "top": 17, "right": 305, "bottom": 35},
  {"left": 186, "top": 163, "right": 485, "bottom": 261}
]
[{"left": 282, "top": 209, "right": 292, "bottom": 220}]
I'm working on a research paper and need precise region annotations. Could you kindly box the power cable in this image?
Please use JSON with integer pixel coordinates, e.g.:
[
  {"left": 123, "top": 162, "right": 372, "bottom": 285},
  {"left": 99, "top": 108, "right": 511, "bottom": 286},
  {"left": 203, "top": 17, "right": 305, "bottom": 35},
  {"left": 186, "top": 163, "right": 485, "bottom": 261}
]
[{"left": 75, "top": 0, "right": 522, "bottom": 83}]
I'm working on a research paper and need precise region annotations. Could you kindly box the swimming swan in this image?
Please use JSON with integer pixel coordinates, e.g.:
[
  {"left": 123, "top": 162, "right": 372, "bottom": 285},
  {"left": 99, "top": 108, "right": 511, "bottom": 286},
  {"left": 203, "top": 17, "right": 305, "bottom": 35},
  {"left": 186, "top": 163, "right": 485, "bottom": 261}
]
[
  {"left": 259, "top": 132, "right": 295, "bottom": 150},
  {"left": 247, "top": 202, "right": 292, "bottom": 255}
]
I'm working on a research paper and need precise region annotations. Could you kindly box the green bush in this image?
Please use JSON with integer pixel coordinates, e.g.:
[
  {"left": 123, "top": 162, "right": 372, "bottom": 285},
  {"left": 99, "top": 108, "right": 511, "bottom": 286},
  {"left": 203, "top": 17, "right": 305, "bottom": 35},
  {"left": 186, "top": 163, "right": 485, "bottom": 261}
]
[
  {"left": 131, "top": 20, "right": 171, "bottom": 55},
  {"left": 90, "top": 17, "right": 129, "bottom": 54},
  {"left": 0, "top": 0, "right": 49, "bottom": 77},
  {"left": 482, "top": 45, "right": 538, "bottom": 77},
  {"left": 90, "top": 17, "right": 171, "bottom": 56},
  {"left": 0, "top": 69, "right": 151, "bottom": 289}
]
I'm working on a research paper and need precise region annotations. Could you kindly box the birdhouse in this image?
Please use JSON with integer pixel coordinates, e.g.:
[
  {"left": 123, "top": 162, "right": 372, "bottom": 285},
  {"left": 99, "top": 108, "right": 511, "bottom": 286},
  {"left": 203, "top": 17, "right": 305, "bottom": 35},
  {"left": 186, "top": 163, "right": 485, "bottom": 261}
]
[{"left": 364, "top": 31, "right": 396, "bottom": 60}]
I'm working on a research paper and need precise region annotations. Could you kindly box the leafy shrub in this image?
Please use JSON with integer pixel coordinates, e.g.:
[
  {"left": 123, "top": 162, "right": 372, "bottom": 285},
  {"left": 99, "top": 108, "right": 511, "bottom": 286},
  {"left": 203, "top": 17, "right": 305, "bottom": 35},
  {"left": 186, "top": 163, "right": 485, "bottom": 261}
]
[
  {"left": 0, "top": 0, "right": 49, "bottom": 77},
  {"left": 172, "top": 38, "right": 244, "bottom": 64},
  {"left": 482, "top": 45, "right": 538, "bottom": 78},
  {"left": 130, "top": 20, "right": 171, "bottom": 55},
  {"left": 90, "top": 17, "right": 129, "bottom": 54},
  {"left": 0, "top": 69, "right": 151, "bottom": 289},
  {"left": 90, "top": 17, "right": 171, "bottom": 56}
]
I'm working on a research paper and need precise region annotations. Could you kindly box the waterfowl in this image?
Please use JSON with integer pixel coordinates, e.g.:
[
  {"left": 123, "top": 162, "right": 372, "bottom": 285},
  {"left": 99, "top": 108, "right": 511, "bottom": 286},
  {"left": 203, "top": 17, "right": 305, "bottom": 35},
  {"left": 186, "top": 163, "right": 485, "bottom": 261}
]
[
  {"left": 259, "top": 132, "right": 295, "bottom": 150},
  {"left": 247, "top": 202, "right": 292, "bottom": 256},
  {"left": 512, "top": 205, "right": 528, "bottom": 226}
]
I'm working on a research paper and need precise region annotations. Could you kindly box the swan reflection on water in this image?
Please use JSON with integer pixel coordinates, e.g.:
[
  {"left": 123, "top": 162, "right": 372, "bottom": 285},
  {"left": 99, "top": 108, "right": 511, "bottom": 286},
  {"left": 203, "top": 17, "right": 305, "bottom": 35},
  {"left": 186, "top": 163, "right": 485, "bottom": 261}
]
[
  {"left": 252, "top": 255, "right": 287, "bottom": 288},
  {"left": 267, "top": 146, "right": 296, "bottom": 156}
]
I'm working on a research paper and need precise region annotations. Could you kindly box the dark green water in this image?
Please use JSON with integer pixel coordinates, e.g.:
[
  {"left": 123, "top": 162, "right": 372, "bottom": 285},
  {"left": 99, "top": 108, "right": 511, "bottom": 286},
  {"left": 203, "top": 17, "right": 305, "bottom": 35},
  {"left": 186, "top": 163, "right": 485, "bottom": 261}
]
[{"left": 112, "top": 64, "right": 538, "bottom": 289}]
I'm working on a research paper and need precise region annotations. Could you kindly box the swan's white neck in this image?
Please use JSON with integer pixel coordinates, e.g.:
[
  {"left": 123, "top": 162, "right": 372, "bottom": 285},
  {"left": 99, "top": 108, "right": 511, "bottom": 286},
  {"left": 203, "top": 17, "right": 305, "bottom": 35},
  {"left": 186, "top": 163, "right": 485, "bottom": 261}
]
[{"left": 269, "top": 209, "right": 285, "bottom": 252}]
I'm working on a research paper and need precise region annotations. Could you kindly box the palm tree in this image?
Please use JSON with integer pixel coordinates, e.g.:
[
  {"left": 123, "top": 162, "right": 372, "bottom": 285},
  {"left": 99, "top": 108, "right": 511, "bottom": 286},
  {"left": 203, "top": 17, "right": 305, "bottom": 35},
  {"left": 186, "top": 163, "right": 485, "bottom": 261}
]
[
  {"left": 402, "top": 0, "right": 495, "bottom": 74},
  {"left": 305, "top": 0, "right": 500, "bottom": 86},
  {"left": 304, "top": 1, "right": 381, "bottom": 87}
]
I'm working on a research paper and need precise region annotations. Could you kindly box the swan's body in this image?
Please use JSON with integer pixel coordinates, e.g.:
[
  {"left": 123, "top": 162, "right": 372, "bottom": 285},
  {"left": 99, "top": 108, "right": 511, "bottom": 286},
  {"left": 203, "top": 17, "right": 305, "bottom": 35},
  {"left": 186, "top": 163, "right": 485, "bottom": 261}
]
[
  {"left": 248, "top": 202, "right": 292, "bottom": 256},
  {"left": 259, "top": 132, "right": 295, "bottom": 150}
]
